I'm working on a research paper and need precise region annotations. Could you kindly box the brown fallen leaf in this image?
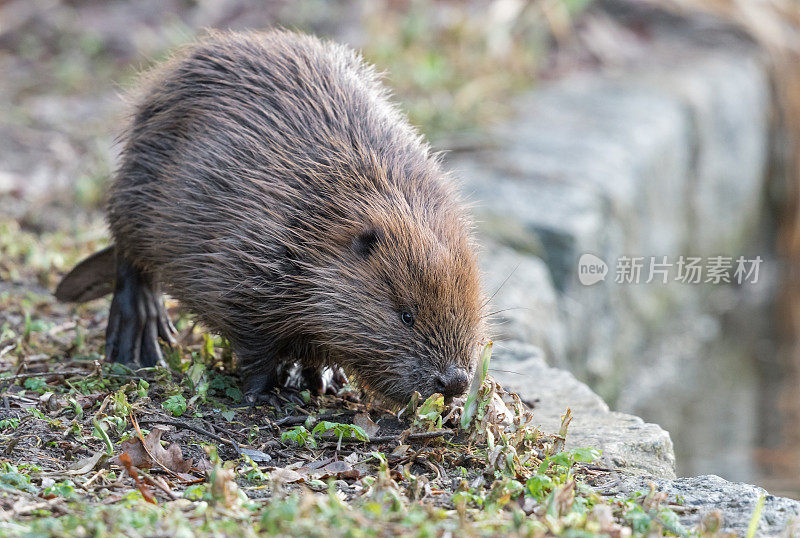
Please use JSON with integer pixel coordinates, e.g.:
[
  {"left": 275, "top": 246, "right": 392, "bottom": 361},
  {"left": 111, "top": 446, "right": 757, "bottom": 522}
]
[
  {"left": 353, "top": 413, "right": 380, "bottom": 438},
  {"left": 65, "top": 451, "right": 107, "bottom": 475},
  {"left": 193, "top": 456, "right": 214, "bottom": 474},
  {"left": 239, "top": 448, "right": 272, "bottom": 463},
  {"left": 311, "top": 460, "right": 358, "bottom": 481},
  {"left": 110, "top": 427, "right": 193, "bottom": 476},
  {"left": 269, "top": 467, "right": 304, "bottom": 484},
  {"left": 390, "top": 445, "right": 410, "bottom": 458}
]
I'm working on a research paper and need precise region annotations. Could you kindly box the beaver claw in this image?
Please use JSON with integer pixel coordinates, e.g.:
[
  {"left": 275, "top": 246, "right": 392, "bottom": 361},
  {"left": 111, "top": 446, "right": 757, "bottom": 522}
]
[
  {"left": 243, "top": 365, "right": 349, "bottom": 408},
  {"left": 297, "top": 366, "right": 348, "bottom": 395},
  {"left": 105, "top": 256, "right": 176, "bottom": 367}
]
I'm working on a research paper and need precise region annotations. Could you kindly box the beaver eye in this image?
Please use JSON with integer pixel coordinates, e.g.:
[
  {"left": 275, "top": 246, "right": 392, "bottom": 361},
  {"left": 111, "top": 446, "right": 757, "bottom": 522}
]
[{"left": 400, "top": 311, "right": 414, "bottom": 327}]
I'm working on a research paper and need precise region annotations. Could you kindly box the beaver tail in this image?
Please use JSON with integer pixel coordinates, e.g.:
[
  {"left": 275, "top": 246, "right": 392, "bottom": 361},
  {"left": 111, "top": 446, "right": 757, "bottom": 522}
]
[{"left": 54, "top": 246, "right": 116, "bottom": 303}]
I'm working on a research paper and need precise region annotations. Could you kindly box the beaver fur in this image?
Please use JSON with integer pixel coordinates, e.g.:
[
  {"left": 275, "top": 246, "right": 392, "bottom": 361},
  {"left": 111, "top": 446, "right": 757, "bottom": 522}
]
[{"left": 56, "top": 30, "right": 486, "bottom": 404}]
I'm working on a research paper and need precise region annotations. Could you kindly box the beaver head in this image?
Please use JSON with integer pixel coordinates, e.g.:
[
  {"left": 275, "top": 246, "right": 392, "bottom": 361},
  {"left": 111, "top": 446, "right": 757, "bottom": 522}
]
[{"left": 292, "top": 178, "right": 486, "bottom": 405}]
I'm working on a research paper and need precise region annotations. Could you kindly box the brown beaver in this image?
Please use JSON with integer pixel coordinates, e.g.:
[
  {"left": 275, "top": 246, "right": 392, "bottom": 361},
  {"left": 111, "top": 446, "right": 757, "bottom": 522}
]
[{"left": 56, "top": 30, "right": 486, "bottom": 405}]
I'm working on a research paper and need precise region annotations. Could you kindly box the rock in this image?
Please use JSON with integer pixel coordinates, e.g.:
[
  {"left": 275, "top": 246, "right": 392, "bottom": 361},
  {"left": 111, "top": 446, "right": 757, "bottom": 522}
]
[
  {"left": 491, "top": 341, "right": 800, "bottom": 533},
  {"left": 491, "top": 341, "right": 676, "bottom": 479},
  {"left": 604, "top": 474, "right": 800, "bottom": 536}
]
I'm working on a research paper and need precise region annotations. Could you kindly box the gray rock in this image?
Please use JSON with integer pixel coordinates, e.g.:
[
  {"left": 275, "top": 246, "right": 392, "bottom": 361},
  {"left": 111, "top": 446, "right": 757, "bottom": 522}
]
[
  {"left": 491, "top": 341, "right": 800, "bottom": 534},
  {"left": 490, "top": 341, "right": 676, "bottom": 479},
  {"left": 604, "top": 474, "right": 800, "bottom": 536},
  {"left": 450, "top": 70, "right": 697, "bottom": 396},
  {"left": 644, "top": 50, "right": 769, "bottom": 255}
]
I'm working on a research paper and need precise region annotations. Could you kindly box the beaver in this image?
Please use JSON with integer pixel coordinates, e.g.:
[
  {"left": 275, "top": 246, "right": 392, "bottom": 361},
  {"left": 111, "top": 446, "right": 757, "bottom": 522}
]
[{"left": 56, "top": 30, "right": 487, "bottom": 405}]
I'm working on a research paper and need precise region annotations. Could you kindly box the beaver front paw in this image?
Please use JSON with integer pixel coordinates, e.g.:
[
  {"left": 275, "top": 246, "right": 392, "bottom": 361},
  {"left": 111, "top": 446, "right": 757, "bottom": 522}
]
[{"left": 294, "top": 366, "right": 348, "bottom": 395}]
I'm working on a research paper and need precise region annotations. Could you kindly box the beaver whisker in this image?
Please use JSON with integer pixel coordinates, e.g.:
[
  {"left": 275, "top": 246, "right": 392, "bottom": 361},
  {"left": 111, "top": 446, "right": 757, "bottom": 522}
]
[{"left": 481, "top": 263, "right": 520, "bottom": 309}]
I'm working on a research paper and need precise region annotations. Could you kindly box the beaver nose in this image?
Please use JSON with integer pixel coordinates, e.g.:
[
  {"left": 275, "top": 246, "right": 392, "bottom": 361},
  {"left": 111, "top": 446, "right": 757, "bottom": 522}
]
[{"left": 434, "top": 366, "right": 469, "bottom": 397}]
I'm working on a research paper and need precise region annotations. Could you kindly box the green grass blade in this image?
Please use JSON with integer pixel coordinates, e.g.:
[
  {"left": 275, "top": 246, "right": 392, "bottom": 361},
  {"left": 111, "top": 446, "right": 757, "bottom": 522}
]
[{"left": 461, "top": 341, "right": 493, "bottom": 430}]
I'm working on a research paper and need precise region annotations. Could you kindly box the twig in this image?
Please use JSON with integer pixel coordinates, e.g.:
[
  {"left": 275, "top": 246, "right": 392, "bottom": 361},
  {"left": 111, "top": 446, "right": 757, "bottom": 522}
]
[
  {"left": 667, "top": 505, "right": 698, "bottom": 514},
  {"left": 140, "top": 470, "right": 180, "bottom": 500},
  {"left": 0, "top": 393, "right": 38, "bottom": 404},
  {"left": 11, "top": 496, "right": 67, "bottom": 516},
  {"left": 202, "top": 418, "right": 246, "bottom": 441},
  {"left": 138, "top": 417, "right": 241, "bottom": 455},
  {"left": 0, "top": 343, "right": 16, "bottom": 359},
  {"left": 275, "top": 411, "right": 355, "bottom": 427},
  {"left": 82, "top": 468, "right": 106, "bottom": 489},
  {"left": 342, "top": 429, "right": 455, "bottom": 445},
  {"left": 47, "top": 321, "right": 77, "bottom": 337},
  {"left": 0, "top": 370, "right": 145, "bottom": 383},
  {"left": 118, "top": 452, "right": 157, "bottom": 504}
]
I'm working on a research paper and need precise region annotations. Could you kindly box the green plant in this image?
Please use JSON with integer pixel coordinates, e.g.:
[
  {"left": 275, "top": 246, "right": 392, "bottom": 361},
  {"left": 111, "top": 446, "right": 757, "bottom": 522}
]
[
  {"left": 23, "top": 377, "right": 47, "bottom": 393},
  {"left": 414, "top": 393, "right": 445, "bottom": 431},
  {"left": 163, "top": 394, "right": 188, "bottom": 417},
  {"left": 312, "top": 421, "right": 369, "bottom": 448},
  {"left": 42, "top": 480, "right": 77, "bottom": 499},
  {"left": 0, "top": 417, "right": 20, "bottom": 430},
  {"left": 461, "top": 341, "right": 493, "bottom": 430},
  {"left": 281, "top": 425, "right": 316, "bottom": 448}
]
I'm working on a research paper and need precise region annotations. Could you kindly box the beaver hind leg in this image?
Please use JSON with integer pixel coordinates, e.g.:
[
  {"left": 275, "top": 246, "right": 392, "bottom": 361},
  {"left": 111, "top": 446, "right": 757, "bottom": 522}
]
[{"left": 106, "top": 255, "right": 176, "bottom": 367}]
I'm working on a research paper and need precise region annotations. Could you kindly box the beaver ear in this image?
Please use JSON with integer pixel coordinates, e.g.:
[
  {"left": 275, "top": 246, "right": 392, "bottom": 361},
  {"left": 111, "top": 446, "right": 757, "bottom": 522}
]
[{"left": 353, "top": 228, "right": 382, "bottom": 257}]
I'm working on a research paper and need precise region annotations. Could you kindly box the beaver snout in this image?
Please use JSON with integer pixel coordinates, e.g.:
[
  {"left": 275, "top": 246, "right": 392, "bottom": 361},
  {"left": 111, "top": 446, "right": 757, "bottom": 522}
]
[{"left": 434, "top": 365, "right": 470, "bottom": 397}]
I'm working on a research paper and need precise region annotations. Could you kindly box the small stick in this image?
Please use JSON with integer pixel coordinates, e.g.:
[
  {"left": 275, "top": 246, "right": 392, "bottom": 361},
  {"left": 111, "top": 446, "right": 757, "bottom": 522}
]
[
  {"left": 140, "top": 470, "right": 180, "bottom": 500},
  {"left": 334, "top": 429, "right": 455, "bottom": 445},
  {"left": 0, "top": 370, "right": 144, "bottom": 383},
  {"left": 0, "top": 343, "right": 16, "bottom": 359},
  {"left": 138, "top": 417, "right": 241, "bottom": 455},
  {"left": 274, "top": 411, "right": 355, "bottom": 427},
  {"left": 0, "top": 393, "right": 38, "bottom": 404},
  {"left": 82, "top": 468, "right": 106, "bottom": 489},
  {"left": 47, "top": 321, "right": 77, "bottom": 337},
  {"left": 201, "top": 418, "right": 245, "bottom": 441}
]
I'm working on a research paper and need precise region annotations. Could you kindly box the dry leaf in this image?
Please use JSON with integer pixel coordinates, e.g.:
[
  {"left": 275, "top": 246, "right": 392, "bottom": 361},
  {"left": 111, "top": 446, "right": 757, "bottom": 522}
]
[
  {"left": 353, "top": 413, "right": 380, "bottom": 438},
  {"left": 390, "top": 445, "right": 410, "bottom": 458},
  {"left": 240, "top": 448, "right": 272, "bottom": 463},
  {"left": 269, "top": 467, "right": 304, "bottom": 484},
  {"left": 311, "top": 460, "right": 359, "bottom": 480},
  {"left": 65, "top": 451, "right": 107, "bottom": 475},
  {"left": 110, "top": 427, "right": 192, "bottom": 475}
]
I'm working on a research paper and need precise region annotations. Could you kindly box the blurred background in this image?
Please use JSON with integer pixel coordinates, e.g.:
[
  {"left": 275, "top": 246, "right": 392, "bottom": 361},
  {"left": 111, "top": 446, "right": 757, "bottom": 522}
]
[{"left": 2, "top": 0, "right": 800, "bottom": 497}]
